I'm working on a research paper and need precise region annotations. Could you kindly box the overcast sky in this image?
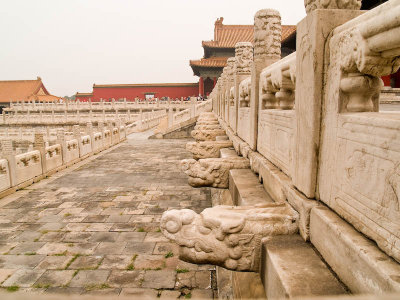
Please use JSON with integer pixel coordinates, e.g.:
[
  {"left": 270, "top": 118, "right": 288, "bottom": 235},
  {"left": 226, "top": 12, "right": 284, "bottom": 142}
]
[{"left": 0, "top": 0, "right": 306, "bottom": 97}]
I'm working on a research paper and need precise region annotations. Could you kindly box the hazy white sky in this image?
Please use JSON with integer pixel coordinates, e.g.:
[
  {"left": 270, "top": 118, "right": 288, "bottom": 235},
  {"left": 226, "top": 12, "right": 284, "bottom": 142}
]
[{"left": 0, "top": 0, "right": 306, "bottom": 96}]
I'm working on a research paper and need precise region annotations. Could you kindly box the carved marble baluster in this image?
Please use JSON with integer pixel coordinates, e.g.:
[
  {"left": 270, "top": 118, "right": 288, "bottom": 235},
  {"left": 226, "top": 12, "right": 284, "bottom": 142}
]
[{"left": 261, "top": 77, "right": 279, "bottom": 109}]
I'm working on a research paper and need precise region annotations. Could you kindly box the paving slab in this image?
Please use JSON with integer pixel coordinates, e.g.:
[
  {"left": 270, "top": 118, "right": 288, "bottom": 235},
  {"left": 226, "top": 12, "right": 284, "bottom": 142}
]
[
  {"left": 69, "top": 270, "right": 110, "bottom": 287},
  {"left": 0, "top": 137, "right": 215, "bottom": 295},
  {"left": 107, "top": 270, "right": 143, "bottom": 287},
  {"left": 2, "top": 269, "right": 45, "bottom": 287},
  {"left": 142, "top": 270, "right": 176, "bottom": 289},
  {"left": 34, "top": 270, "right": 75, "bottom": 287}
]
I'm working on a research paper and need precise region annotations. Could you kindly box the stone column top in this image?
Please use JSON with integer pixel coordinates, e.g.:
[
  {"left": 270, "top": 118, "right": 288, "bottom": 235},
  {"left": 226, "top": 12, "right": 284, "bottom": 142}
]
[
  {"left": 235, "top": 42, "right": 253, "bottom": 74},
  {"left": 254, "top": 9, "right": 281, "bottom": 59},
  {"left": 304, "top": 0, "right": 362, "bottom": 14}
]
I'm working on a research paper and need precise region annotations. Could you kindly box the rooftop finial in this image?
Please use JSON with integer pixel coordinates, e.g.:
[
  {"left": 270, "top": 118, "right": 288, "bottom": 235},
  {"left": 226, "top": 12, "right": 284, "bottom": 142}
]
[{"left": 215, "top": 17, "right": 224, "bottom": 27}]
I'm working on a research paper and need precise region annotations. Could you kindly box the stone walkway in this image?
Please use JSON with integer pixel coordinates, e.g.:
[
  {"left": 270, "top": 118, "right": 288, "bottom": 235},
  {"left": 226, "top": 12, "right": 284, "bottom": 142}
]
[{"left": 0, "top": 132, "right": 215, "bottom": 298}]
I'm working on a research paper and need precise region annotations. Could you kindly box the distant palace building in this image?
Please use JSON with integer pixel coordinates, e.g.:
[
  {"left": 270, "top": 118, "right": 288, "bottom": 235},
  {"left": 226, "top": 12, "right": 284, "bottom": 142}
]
[
  {"left": 189, "top": 18, "right": 297, "bottom": 96},
  {"left": 76, "top": 18, "right": 296, "bottom": 102},
  {"left": 75, "top": 83, "right": 199, "bottom": 102},
  {"left": 0, "top": 77, "right": 60, "bottom": 109}
]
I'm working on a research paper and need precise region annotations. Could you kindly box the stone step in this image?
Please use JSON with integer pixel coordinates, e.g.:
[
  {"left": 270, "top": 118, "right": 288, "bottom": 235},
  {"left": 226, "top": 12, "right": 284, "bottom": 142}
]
[
  {"left": 310, "top": 206, "right": 400, "bottom": 294},
  {"left": 232, "top": 270, "right": 266, "bottom": 299},
  {"left": 220, "top": 148, "right": 238, "bottom": 158},
  {"left": 216, "top": 135, "right": 229, "bottom": 141},
  {"left": 261, "top": 235, "right": 348, "bottom": 299},
  {"left": 229, "top": 169, "right": 274, "bottom": 206}
]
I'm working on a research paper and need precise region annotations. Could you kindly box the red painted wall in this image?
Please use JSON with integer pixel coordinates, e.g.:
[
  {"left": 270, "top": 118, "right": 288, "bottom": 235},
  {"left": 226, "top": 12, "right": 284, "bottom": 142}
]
[
  {"left": 391, "top": 71, "right": 400, "bottom": 88},
  {"left": 91, "top": 85, "right": 199, "bottom": 101},
  {"left": 204, "top": 78, "right": 214, "bottom": 96},
  {"left": 382, "top": 75, "right": 391, "bottom": 87},
  {"left": 75, "top": 96, "right": 92, "bottom": 102},
  {"left": 382, "top": 71, "right": 400, "bottom": 88}
]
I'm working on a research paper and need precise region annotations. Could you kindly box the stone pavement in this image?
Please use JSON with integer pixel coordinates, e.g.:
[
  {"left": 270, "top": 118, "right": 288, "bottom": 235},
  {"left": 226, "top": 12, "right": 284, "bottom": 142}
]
[{"left": 0, "top": 131, "right": 216, "bottom": 298}]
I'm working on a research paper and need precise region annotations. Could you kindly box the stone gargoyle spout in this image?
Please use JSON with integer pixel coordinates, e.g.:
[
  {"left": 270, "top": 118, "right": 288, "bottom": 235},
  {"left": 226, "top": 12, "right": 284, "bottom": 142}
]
[
  {"left": 194, "top": 124, "right": 222, "bottom": 130},
  {"left": 160, "top": 204, "right": 299, "bottom": 272},
  {"left": 191, "top": 129, "right": 226, "bottom": 142},
  {"left": 186, "top": 141, "right": 233, "bottom": 160},
  {"left": 180, "top": 158, "right": 250, "bottom": 188}
]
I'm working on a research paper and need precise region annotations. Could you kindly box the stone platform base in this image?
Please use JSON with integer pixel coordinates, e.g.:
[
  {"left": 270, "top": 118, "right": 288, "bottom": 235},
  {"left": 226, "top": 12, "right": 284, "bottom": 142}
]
[
  {"left": 310, "top": 206, "right": 400, "bottom": 294},
  {"left": 261, "top": 235, "right": 347, "bottom": 299},
  {"left": 211, "top": 118, "right": 400, "bottom": 299},
  {"left": 149, "top": 117, "right": 197, "bottom": 139}
]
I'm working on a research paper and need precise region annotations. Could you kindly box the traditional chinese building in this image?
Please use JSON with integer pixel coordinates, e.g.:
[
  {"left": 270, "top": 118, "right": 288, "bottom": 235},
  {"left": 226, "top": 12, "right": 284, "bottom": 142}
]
[
  {"left": 75, "top": 83, "right": 199, "bottom": 102},
  {"left": 0, "top": 77, "right": 60, "bottom": 109},
  {"left": 189, "top": 18, "right": 297, "bottom": 96}
]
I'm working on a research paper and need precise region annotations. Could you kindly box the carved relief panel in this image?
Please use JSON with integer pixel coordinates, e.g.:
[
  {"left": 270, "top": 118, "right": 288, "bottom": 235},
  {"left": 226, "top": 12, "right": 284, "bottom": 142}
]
[
  {"left": 329, "top": 114, "right": 400, "bottom": 262},
  {"left": 318, "top": 5, "right": 400, "bottom": 262},
  {"left": 237, "top": 77, "right": 252, "bottom": 144},
  {"left": 257, "top": 110, "right": 294, "bottom": 178}
]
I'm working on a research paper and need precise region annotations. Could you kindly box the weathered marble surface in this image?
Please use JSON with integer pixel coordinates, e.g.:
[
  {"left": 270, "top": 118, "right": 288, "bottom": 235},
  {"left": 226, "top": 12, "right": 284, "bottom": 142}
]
[
  {"left": 161, "top": 203, "right": 298, "bottom": 271},
  {"left": 191, "top": 129, "right": 226, "bottom": 142},
  {"left": 318, "top": 4, "right": 400, "bottom": 263},
  {"left": 304, "top": 0, "right": 362, "bottom": 14},
  {"left": 196, "top": 120, "right": 219, "bottom": 126},
  {"left": 193, "top": 124, "right": 221, "bottom": 131},
  {"left": 186, "top": 140, "right": 233, "bottom": 159},
  {"left": 181, "top": 157, "right": 250, "bottom": 188}
]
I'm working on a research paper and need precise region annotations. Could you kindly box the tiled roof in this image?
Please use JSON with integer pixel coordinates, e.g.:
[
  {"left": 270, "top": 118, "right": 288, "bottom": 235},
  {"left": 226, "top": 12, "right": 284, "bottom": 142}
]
[
  {"left": 202, "top": 24, "right": 297, "bottom": 49},
  {"left": 0, "top": 77, "right": 59, "bottom": 103},
  {"left": 75, "top": 92, "right": 93, "bottom": 97},
  {"left": 190, "top": 57, "right": 228, "bottom": 68},
  {"left": 35, "top": 94, "right": 60, "bottom": 102}
]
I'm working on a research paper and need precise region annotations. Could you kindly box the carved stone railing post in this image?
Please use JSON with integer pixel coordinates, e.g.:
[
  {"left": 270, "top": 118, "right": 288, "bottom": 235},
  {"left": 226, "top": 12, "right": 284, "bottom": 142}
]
[
  {"left": 72, "top": 125, "right": 81, "bottom": 157},
  {"left": 34, "top": 132, "right": 47, "bottom": 174},
  {"left": 107, "top": 121, "right": 114, "bottom": 144},
  {"left": 248, "top": 9, "right": 282, "bottom": 150},
  {"left": 86, "top": 122, "right": 94, "bottom": 152},
  {"left": 292, "top": 5, "right": 363, "bottom": 198},
  {"left": 218, "top": 79, "right": 223, "bottom": 118},
  {"left": 56, "top": 129, "right": 67, "bottom": 164},
  {"left": 98, "top": 121, "right": 105, "bottom": 149},
  {"left": 246, "top": 9, "right": 282, "bottom": 150},
  {"left": 233, "top": 42, "right": 253, "bottom": 134},
  {"left": 225, "top": 58, "right": 236, "bottom": 125},
  {"left": 1, "top": 140, "right": 16, "bottom": 186},
  {"left": 220, "top": 70, "right": 228, "bottom": 122}
]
